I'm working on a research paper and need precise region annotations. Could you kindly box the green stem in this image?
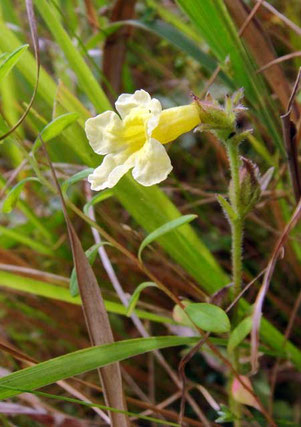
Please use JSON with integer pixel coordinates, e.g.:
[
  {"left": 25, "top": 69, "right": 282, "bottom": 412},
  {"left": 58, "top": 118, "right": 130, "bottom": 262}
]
[
  {"left": 231, "top": 219, "right": 243, "bottom": 299},
  {"left": 227, "top": 142, "right": 243, "bottom": 299},
  {"left": 226, "top": 141, "right": 244, "bottom": 427}
]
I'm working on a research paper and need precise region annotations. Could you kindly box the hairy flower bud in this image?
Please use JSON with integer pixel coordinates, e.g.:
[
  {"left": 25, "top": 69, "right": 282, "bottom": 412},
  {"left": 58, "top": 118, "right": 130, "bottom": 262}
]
[
  {"left": 229, "top": 157, "right": 273, "bottom": 217},
  {"left": 194, "top": 89, "right": 248, "bottom": 142}
]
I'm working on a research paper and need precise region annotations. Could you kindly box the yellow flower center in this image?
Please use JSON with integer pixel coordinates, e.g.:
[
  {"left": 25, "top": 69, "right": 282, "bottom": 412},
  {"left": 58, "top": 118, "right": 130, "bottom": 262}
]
[
  {"left": 121, "top": 103, "right": 200, "bottom": 150},
  {"left": 121, "top": 108, "right": 150, "bottom": 151}
]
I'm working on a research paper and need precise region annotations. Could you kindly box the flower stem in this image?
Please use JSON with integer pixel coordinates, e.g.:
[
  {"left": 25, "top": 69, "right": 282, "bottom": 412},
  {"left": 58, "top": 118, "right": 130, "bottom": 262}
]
[
  {"left": 226, "top": 140, "right": 244, "bottom": 427},
  {"left": 227, "top": 141, "right": 243, "bottom": 299}
]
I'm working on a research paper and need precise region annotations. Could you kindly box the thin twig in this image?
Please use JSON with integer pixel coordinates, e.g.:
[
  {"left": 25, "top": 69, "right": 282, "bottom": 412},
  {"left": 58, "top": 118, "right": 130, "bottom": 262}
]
[
  {"left": 178, "top": 334, "right": 210, "bottom": 425},
  {"left": 268, "top": 289, "right": 301, "bottom": 414},
  {"left": 253, "top": 0, "right": 301, "bottom": 37},
  {"left": 257, "top": 52, "right": 301, "bottom": 74},
  {"left": 0, "top": 264, "right": 69, "bottom": 285},
  {"left": 280, "top": 68, "right": 301, "bottom": 202},
  {"left": 238, "top": 0, "right": 264, "bottom": 37}
]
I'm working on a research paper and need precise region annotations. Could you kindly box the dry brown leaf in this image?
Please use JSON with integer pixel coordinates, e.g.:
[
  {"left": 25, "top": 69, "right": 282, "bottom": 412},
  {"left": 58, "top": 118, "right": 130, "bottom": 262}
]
[{"left": 44, "top": 144, "right": 129, "bottom": 426}]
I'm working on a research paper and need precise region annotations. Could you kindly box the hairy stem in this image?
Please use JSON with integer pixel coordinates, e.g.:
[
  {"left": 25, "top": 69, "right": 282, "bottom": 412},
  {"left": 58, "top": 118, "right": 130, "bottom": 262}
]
[
  {"left": 227, "top": 141, "right": 244, "bottom": 427},
  {"left": 227, "top": 142, "right": 243, "bottom": 299}
]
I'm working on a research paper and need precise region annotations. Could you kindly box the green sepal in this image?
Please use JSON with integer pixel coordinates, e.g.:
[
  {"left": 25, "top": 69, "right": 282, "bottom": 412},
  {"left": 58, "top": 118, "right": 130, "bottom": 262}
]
[{"left": 217, "top": 195, "right": 237, "bottom": 224}]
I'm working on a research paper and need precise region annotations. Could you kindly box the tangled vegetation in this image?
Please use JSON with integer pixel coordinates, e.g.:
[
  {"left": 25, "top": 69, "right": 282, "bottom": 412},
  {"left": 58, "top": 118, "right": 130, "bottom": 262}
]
[{"left": 0, "top": 1, "right": 300, "bottom": 426}]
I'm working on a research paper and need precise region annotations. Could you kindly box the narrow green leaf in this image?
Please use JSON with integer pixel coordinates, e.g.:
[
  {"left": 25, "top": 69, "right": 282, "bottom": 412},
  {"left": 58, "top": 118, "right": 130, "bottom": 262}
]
[
  {"left": 0, "top": 225, "right": 54, "bottom": 256},
  {"left": 217, "top": 195, "right": 237, "bottom": 223},
  {"left": 61, "top": 168, "right": 94, "bottom": 196},
  {"left": 0, "top": 175, "right": 53, "bottom": 242},
  {"left": 122, "top": 19, "right": 219, "bottom": 75},
  {"left": 0, "top": 52, "right": 9, "bottom": 62},
  {"left": 34, "top": 0, "right": 111, "bottom": 112},
  {"left": 83, "top": 189, "right": 113, "bottom": 215},
  {"left": 0, "top": 270, "right": 174, "bottom": 325},
  {"left": 33, "top": 112, "right": 80, "bottom": 153},
  {"left": 0, "top": 44, "right": 28, "bottom": 82},
  {"left": 0, "top": 336, "right": 198, "bottom": 400},
  {"left": 126, "top": 282, "right": 158, "bottom": 317},
  {"left": 70, "top": 242, "right": 113, "bottom": 297},
  {"left": 228, "top": 316, "right": 252, "bottom": 354},
  {"left": 138, "top": 214, "right": 197, "bottom": 261},
  {"left": 176, "top": 0, "right": 283, "bottom": 150},
  {"left": 2, "top": 177, "right": 40, "bottom": 213},
  {"left": 15, "top": 389, "right": 180, "bottom": 427},
  {"left": 185, "top": 303, "right": 231, "bottom": 333}
]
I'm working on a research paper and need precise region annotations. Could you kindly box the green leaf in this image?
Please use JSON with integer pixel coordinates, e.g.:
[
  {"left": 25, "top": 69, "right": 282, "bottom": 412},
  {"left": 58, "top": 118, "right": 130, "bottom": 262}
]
[
  {"left": 0, "top": 270, "right": 174, "bottom": 325},
  {"left": 217, "top": 195, "right": 237, "bottom": 223},
  {"left": 126, "top": 282, "right": 158, "bottom": 317},
  {"left": 83, "top": 189, "right": 113, "bottom": 215},
  {"left": 34, "top": 0, "right": 111, "bottom": 112},
  {"left": 228, "top": 316, "right": 252, "bottom": 354},
  {"left": 175, "top": 0, "right": 282, "bottom": 150},
  {"left": 138, "top": 214, "right": 197, "bottom": 261},
  {"left": 0, "top": 225, "right": 54, "bottom": 256},
  {"left": 2, "top": 177, "right": 40, "bottom": 213},
  {"left": 0, "top": 44, "right": 28, "bottom": 82},
  {"left": 18, "top": 389, "right": 179, "bottom": 427},
  {"left": 185, "top": 303, "right": 231, "bottom": 333},
  {"left": 0, "top": 336, "right": 198, "bottom": 400},
  {"left": 41, "top": 112, "right": 79, "bottom": 140},
  {"left": 70, "top": 242, "right": 113, "bottom": 297},
  {"left": 122, "top": 19, "right": 219, "bottom": 75},
  {"left": 61, "top": 168, "right": 94, "bottom": 196},
  {"left": 33, "top": 112, "right": 80, "bottom": 152},
  {"left": 215, "top": 404, "right": 235, "bottom": 423}
]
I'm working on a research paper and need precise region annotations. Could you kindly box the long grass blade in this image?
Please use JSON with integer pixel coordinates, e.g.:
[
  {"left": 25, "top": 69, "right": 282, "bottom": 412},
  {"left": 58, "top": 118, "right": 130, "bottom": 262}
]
[{"left": 0, "top": 336, "right": 198, "bottom": 400}]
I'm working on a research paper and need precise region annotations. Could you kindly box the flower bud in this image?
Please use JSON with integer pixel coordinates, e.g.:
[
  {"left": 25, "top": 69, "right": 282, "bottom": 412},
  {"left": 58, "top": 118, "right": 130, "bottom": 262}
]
[
  {"left": 232, "top": 376, "right": 261, "bottom": 411},
  {"left": 239, "top": 157, "right": 261, "bottom": 212},
  {"left": 193, "top": 89, "right": 248, "bottom": 142},
  {"left": 229, "top": 157, "right": 273, "bottom": 217}
]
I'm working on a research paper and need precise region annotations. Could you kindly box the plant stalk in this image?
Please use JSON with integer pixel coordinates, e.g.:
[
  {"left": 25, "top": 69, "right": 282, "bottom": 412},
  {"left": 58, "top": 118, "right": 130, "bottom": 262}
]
[
  {"left": 227, "top": 142, "right": 243, "bottom": 299},
  {"left": 227, "top": 140, "right": 244, "bottom": 427}
]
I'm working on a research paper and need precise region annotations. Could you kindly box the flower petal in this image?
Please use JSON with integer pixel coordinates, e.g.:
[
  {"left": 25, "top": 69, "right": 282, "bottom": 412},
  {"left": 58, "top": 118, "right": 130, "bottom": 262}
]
[
  {"left": 85, "top": 111, "right": 123, "bottom": 155},
  {"left": 116, "top": 90, "right": 152, "bottom": 118},
  {"left": 115, "top": 89, "right": 162, "bottom": 131},
  {"left": 88, "top": 151, "right": 135, "bottom": 190},
  {"left": 147, "top": 98, "right": 162, "bottom": 136},
  {"left": 132, "top": 138, "right": 172, "bottom": 186}
]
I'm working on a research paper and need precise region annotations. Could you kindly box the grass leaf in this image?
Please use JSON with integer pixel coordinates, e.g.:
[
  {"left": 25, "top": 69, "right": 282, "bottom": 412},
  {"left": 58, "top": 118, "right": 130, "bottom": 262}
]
[
  {"left": 138, "top": 214, "right": 197, "bottom": 261},
  {"left": 0, "top": 270, "right": 174, "bottom": 325},
  {"left": 2, "top": 177, "right": 40, "bottom": 213},
  {"left": 83, "top": 189, "right": 113, "bottom": 215},
  {"left": 126, "top": 282, "right": 158, "bottom": 317},
  {"left": 61, "top": 168, "right": 94, "bottom": 196},
  {"left": 0, "top": 336, "right": 198, "bottom": 400},
  {"left": 33, "top": 112, "right": 79, "bottom": 152},
  {"left": 0, "top": 44, "right": 28, "bottom": 82}
]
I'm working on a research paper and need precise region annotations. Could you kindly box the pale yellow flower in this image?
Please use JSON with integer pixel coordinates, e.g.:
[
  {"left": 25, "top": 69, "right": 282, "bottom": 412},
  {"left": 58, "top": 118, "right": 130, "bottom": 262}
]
[{"left": 85, "top": 90, "right": 200, "bottom": 190}]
